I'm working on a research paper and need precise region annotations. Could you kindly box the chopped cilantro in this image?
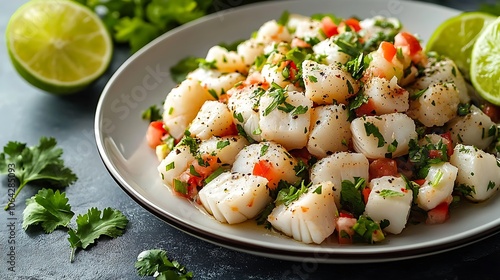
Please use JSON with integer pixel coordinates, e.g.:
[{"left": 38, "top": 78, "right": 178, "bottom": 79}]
[{"left": 364, "top": 122, "right": 385, "bottom": 147}]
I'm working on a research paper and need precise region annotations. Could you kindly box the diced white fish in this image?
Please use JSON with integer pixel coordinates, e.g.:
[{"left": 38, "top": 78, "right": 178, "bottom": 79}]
[
  {"left": 446, "top": 105, "right": 497, "bottom": 150},
  {"left": 287, "top": 13, "right": 324, "bottom": 41},
  {"left": 198, "top": 172, "right": 271, "bottom": 224},
  {"left": 351, "top": 113, "right": 417, "bottom": 159},
  {"left": 189, "top": 101, "right": 234, "bottom": 140},
  {"left": 188, "top": 68, "right": 245, "bottom": 99},
  {"left": 198, "top": 136, "right": 249, "bottom": 167},
  {"left": 267, "top": 182, "right": 338, "bottom": 244},
  {"left": 163, "top": 78, "right": 214, "bottom": 139},
  {"left": 307, "top": 104, "right": 352, "bottom": 158},
  {"left": 364, "top": 176, "right": 413, "bottom": 234},
  {"left": 237, "top": 38, "right": 266, "bottom": 68},
  {"left": 255, "top": 20, "right": 292, "bottom": 44},
  {"left": 416, "top": 162, "right": 458, "bottom": 211},
  {"left": 363, "top": 76, "right": 409, "bottom": 115},
  {"left": 310, "top": 152, "right": 369, "bottom": 207},
  {"left": 302, "top": 59, "right": 359, "bottom": 105},
  {"left": 232, "top": 142, "right": 300, "bottom": 188},
  {"left": 450, "top": 144, "right": 500, "bottom": 202},
  {"left": 407, "top": 82, "right": 460, "bottom": 127},
  {"left": 261, "top": 62, "right": 290, "bottom": 88},
  {"left": 227, "top": 84, "right": 263, "bottom": 143},
  {"left": 312, "top": 37, "right": 351, "bottom": 65},
  {"left": 205, "top": 45, "right": 248, "bottom": 74},
  {"left": 158, "top": 145, "right": 196, "bottom": 188},
  {"left": 411, "top": 56, "right": 469, "bottom": 103},
  {"left": 259, "top": 90, "right": 312, "bottom": 150}
]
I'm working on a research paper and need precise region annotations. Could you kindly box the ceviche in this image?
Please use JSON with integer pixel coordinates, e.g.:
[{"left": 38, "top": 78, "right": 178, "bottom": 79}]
[{"left": 145, "top": 11, "right": 500, "bottom": 245}]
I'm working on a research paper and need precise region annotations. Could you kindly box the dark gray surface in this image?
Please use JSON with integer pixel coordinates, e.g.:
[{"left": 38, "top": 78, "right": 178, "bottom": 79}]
[{"left": 1, "top": 0, "right": 500, "bottom": 279}]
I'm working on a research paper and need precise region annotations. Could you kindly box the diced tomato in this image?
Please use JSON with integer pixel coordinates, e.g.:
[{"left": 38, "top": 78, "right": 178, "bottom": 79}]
[
  {"left": 339, "top": 210, "right": 354, "bottom": 218},
  {"left": 413, "top": 179, "right": 426, "bottom": 186},
  {"left": 394, "top": 32, "right": 422, "bottom": 56},
  {"left": 380, "top": 41, "right": 397, "bottom": 62},
  {"left": 482, "top": 103, "right": 500, "bottom": 123},
  {"left": 428, "top": 149, "right": 444, "bottom": 159},
  {"left": 336, "top": 216, "right": 357, "bottom": 244},
  {"left": 362, "top": 187, "right": 371, "bottom": 204},
  {"left": 369, "top": 158, "right": 398, "bottom": 180},
  {"left": 146, "top": 121, "right": 167, "bottom": 149},
  {"left": 440, "top": 131, "right": 454, "bottom": 157},
  {"left": 253, "top": 159, "right": 279, "bottom": 189},
  {"left": 426, "top": 202, "right": 449, "bottom": 225},
  {"left": 343, "top": 18, "right": 361, "bottom": 32},
  {"left": 355, "top": 98, "right": 376, "bottom": 117},
  {"left": 321, "top": 16, "right": 338, "bottom": 37}
]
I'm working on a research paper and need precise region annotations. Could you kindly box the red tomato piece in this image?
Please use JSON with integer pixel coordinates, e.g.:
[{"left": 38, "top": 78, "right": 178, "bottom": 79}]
[
  {"left": 440, "top": 131, "right": 454, "bottom": 157},
  {"left": 394, "top": 32, "right": 422, "bottom": 56},
  {"left": 426, "top": 202, "right": 449, "bottom": 225},
  {"left": 344, "top": 18, "right": 361, "bottom": 32},
  {"left": 321, "top": 16, "right": 338, "bottom": 37},
  {"left": 253, "top": 160, "right": 279, "bottom": 189},
  {"left": 362, "top": 187, "right": 371, "bottom": 204},
  {"left": 482, "top": 103, "right": 500, "bottom": 123},
  {"left": 380, "top": 41, "right": 397, "bottom": 62},
  {"left": 146, "top": 121, "right": 167, "bottom": 149},
  {"left": 369, "top": 158, "right": 398, "bottom": 180},
  {"left": 336, "top": 216, "right": 357, "bottom": 244}
]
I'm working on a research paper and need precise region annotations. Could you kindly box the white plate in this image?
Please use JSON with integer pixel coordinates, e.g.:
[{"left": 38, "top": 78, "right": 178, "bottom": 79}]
[{"left": 95, "top": 0, "right": 500, "bottom": 263}]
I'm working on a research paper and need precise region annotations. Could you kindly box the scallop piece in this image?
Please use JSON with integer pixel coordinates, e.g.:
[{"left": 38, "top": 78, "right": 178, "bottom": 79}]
[
  {"left": 310, "top": 152, "right": 369, "bottom": 207},
  {"left": 307, "top": 104, "right": 351, "bottom": 158},
  {"left": 351, "top": 113, "right": 417, "bottom": 159},
  {"left": 411, "top": 56, "right": 469, "bottom": 103},
  {"left": 287, "top": 13, "right": 324, "bottom": 40},
  {"left": 189, "top": 101, "right": 234, "bottom": 140},
  {"left": 267, "top": 182, "right": 338, "bottom": 244},
  {"left": 450, "top": 144, "right": 500, "bottom": 202},
  {"left": 227, "top": 83, "right": 263, "bottom": 143},
  {"left": 416, "top": 162, "right": 458, "bottom": 211},
  {"left": 158, "top": 145, "right": 196, "bottom": 188},
  {"left": 407, "top": 82, "right": 460, "bottom": 127},
  {"left": 198, "top": 172, "right": 270, "bottom": 224},
  {"left": 364, "top": 176, "right": 413, "bottom": 234},
  {"left": 237, "top": 38, "right": 266, "bottom": 67},
  {"left": 188, "top": 68, "right": 245, "bottom": 99},
  {"left": 302, "top": 59, "right": 359, "bottom": 105},
  {"left": 446, "top": 105, "right": 497, "bottom": 150},
  {"left": 255, "top": 20, "right": 292, "bottom": 44},
  {"left": 312, "top": 37, "right": 351, "bottom": 65},
  {"left": 205, "top": 45, "right": 248, "bottom": 74},
  {"left": 363, "top": 76, "right": 409, "bottom": 115},
  {"left": 232, "top": 142, "right": 300, "bottom": 188},
  {"left": 198, "top": 136, "right": 249, "bottom": 167},
  {"left": 163, "top": 78, "right": 214, "bottom": 139},
  {"left": 259, "top": 90, "right": 312, "bottom": 150}
]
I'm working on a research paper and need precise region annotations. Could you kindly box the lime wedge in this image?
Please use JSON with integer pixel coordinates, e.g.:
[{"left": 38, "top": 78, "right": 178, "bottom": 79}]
[
  {"left": 470, "top": 17, "right": 500, "bottom": 105},
  {"left": 5, "top": 0, "right": 113, "bottom": 95},
  {"left": 426, "top": 12, "right": 495, "bottom": 80}
]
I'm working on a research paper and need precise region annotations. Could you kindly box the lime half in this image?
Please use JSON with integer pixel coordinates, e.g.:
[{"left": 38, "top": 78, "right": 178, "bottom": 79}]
[
  {"left": 470, "top": 17, "right": 500, "bottom": 105},
  {"left": 426, "top": 12, "right": 495, "bottom": 80},
  {"left": 6, "top": 0, "right": 113, "bottom": 95}
]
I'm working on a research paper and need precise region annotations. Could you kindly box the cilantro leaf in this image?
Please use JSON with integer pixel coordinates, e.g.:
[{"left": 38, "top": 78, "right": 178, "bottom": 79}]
[
  {"left": 0, "top": 137, "right": 78, "bottom": 210},
  {"left": 142, "top": 104, "right": 163, "bottom": 122},
  {"left": 340, "top": 177, "right": 366, "bottom": 217},
  {"left": 352, "top": 215, "right": 385, "bottom": 244},
  {"left": 275, "top": 181, "right": 311, "bottom": 206},
  {"left": 135, "top": 249, "right": 193, "bottom": 280},
  {"left": 68, "top": 207, "right": 129, "bottom": 262},
  {"left": 23, "top": 189, "right": 74, "bottom": 233}
]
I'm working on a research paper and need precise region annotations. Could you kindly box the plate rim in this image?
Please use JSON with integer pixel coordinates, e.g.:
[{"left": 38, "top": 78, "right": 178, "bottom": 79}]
[{"left": 94, "top": 0, "right": 500, "bottom": 263}]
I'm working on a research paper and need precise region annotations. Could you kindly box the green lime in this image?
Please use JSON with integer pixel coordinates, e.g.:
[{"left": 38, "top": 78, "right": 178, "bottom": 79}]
[
  {"left": 5, "top": 0, "right": 113, "bottom": 95},
  {"left": 426, "top": 12, "right": 495, "bottom": 80},
  {"left": 470, "top": 16, "right": 500, "bottom": 105}
]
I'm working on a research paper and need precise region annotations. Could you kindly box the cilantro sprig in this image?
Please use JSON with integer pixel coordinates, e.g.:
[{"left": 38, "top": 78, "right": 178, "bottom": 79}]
[
  {"left": 0, "top": 137, "right": 78, "bottom": 210},
  {"left": 68, "top": 207, "right": 129, "bottom": 262},
  {"left": 135, "top": 249, "right": 193, "bottom": 280},
  {"left": 22, "top": 189, "right": 129, "bottom": 263}
]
